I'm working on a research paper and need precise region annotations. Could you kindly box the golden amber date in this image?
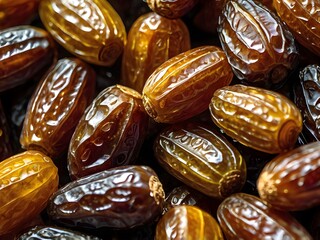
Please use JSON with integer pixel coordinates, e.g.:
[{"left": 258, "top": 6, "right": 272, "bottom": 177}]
[
  {"left": 154, "top": 122, "right": 246, "bottom": 198},
  {"left": 68, "top": 85, "right": 149, "bottom": 179},
  {"left": 146, "top": 0, "right": 198, "bottom": 19},
  {"left": 155, "top": 205, "right": 224, "bottom": 240},
  {"left": 39, "top": 0, "right": 126, "bottom": 66},
  {"left": 47, "top": 165, "right": 165, "bottom": 229},
  {"left": 209, "top": 84, "right": 302, "bottom": 154},
  {"left": 142, "top": 46, "right": 233, "bottom": 123},
  {"left": 274, "top": 0, "right": 320, "bottom": 56},
  {"left": 121, "top": 12, "right": 190, "bottom": 93},
  {"left": 20, "top": 58, "right": 96, "bottom": 159},
  {"left": 0, "top": 25, "right": 56, "bottom": 92},
  {"left": 217, "top": 193, "right": 312, "bottom": 239},
  {"left": 218, "top": 0, "right": 298, "bottom": 89},
  {"left": 257, "top": 142, "right": 320, "bottom": 211},
  {"left": 0, "top": 150, "right": 59, "bottom": 236}
]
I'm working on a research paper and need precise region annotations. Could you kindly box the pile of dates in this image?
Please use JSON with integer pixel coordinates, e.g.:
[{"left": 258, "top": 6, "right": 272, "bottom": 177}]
[{"left": 0, "top": 0, "right": 320, "bottom": 239}]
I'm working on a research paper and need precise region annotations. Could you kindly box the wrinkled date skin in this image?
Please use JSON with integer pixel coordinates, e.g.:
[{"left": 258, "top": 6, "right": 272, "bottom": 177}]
[
  {"left": 20, "top": 58, "right": 96, "bottom": 159},
  {"left": 155, "top": 205, "right": 224, "bottom": 240},
  {"left": 18, "top": 226, "right": 102, "bottom": 240},
  {"left": 0, "top": 0, "right": 40, "bottom": 29},
  {"left": 39, "top": 0, "right": 126, "bottom": 66},
  {"left": 274, "top": 0, "right": 320, "bottom": 56},
  {"left": 154, "top": 122, "right": 246, "bottom": 198},
  {"left": 68, "top": 85, "right": 149, "bottom": 179},
  {"left": 0, "top": 25, "right": 56, "bottom": 92},
  {"left": 142, "top": 46, "right": 233, "bottom": 123},
  {"left": 209, "top": 84, "right": 302, "bottom": 154},
  {"left": 257, "top": 142, "right": 320, "bottom": 211},
  {"left": 121, "top": 12, "right": 191, "bottom": 93},
  {"left": 217, "top": 193, "right": 313, "bottom": 239},
  {"left": 218, "top": 0, "right": 298, "bottom": 89},
  {"left": 0, "top": 101, "right": 13, "bottom": 161},
  {"left": 0, "top": 150, "right": 59, "bottom": 236},
  {"left": 294, "top": 65, "right": 320, "bottom": 142},
  {"left": 47, "top": 165, "right": 165, "bottom": 229},
  {"left": 146, "top": 0, "right": 198, "bottom": 19}
]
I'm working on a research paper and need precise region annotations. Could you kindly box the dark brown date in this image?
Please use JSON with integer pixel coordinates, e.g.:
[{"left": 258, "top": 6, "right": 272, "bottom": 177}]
[
  {"left": 47, "top": 165, "right": 165, "bottom": 229},
  {"left": 0, "top": 101, "right": 13, "bottom": 161}
]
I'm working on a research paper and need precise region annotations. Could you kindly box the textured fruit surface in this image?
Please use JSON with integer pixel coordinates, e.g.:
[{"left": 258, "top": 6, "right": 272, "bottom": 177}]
[
  {"left": 121, "top": 12, "right": 190, "bottom": 93},
  {"left": 0, "top": 25, "right": 56, "bottom": 92},
  {"left": 274, "top": 0, "right": 320, "bottom": 56},
  {"left": 39, "top": 0, "right": 126, "bottom": 66},
  {"left": 257, "top": 142, "right": 320, "bottom": 211},
  {"left": 0, "top": 150, "right": 59, "bottom": 235},
  {"left": 155, "top": 205, "right": 224, "bottom": 240},
  {"left": 209, "top": 84, "right": 302, "bottom": 153},
  {"left": 47, "top": 165, "right": 165, "bottom": 229},
  {"left": 20, "top": 58, "right": 96, "bottom": 159},
  {"left": 154, "top": 122, "right": 246, "bottom": 198},
  {"left": 68, "top": 85, "right": 149, "bottom": 179},
  {"left": 142, "top": 46, "right": 233, "bottom": 123},
  {"left": 217, "top": 193, "right": 313, "bottom": 239},
  {"left": 218, "top": 0, "right": 298, "bottom": 88}
]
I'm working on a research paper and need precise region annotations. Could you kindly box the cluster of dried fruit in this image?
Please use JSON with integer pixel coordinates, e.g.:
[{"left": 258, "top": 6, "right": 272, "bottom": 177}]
[{"left": 0, "top": 0, "right": 319, "bottom": 239}]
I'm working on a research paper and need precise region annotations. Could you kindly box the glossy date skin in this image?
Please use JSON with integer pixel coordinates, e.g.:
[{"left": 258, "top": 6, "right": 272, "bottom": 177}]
[
  {"left": 0, "top": 25, "right": 56, "bottom": 92},
  {"left": 47, "top": 165, "right": 165, "bottom": 229},
  {"left": 218, "top": 0, "right": 298, "bottom": 89},
  {"left": 121, "top": 12, "right": 191, "bottom": 93},
  {"left": 20, "top": 58, "right": 96, "bottom": 159},
  {"left": 68, "top": 85, "right": 149, "bottom": 179}
]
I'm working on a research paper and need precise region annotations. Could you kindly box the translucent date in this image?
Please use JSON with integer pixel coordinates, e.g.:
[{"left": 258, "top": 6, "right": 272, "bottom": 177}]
[
  {"left": 0, "top": 25, "right": 56, "bottom": 92},
  {"left": 0, "top": 151, "right": 59, "bottom": 236},
  {"left": 218, "top": 0, "right": 298, "bottom": 89},
  {"left": 154, "top": 122, "right": 246, "bottom": 198},
  {"left": 47, "top": 165, "right": 165, "bottom": 229},
  {"left": 145, "top": 0, "right": 198, "bottom": 19},
  {"left": 155, "top": 205, "right": 224, "bottom": 240},
  {"left": 39, "top": 0, "right": 126, "bottom": 66},
  {"left": 217, "top": 193, "right": 312, "bottom": 239},
  {"left": 143, "top": 46, "right": 233, "bottom": 123},
  {"left": 121, "top": 12, "right": 190, "bottom": 93},
  {"left": 209, "top": 84, "right": 302, "bottom": 154},
  {"left": 68, "top": 85, "right": 149, "bottom": 179},
  {"left": 257, "top": 142, "right": 320, "bottom": 211},
  {"left": 20, "top": 58, "right": 96, "bottom": 159}
]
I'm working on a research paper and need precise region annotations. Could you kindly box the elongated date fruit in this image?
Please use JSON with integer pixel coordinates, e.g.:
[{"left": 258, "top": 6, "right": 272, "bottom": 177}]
[
  {"left": 121, "top": 12, "right": 190, "bottom": 93},
  {"left": 217, "top": 193, "right": 312, "bottom": 239},
  {"left": 0, "top": 150, "right": 59, "bottom": 236},
  {"left": 274, "top": 0, "right": 320, "bottom": 56},
  {"left": 47, "top": 165, "right": 165, "bottom": 229},
  {"left": 68, "top": 85, "right": 149, "bottom": 179},
  {"left": 146, "top": 0, "right": 198, "bottom": 19},
  {"left": 209, "top": 84, "right": 302, "bottom": 154},
  {"left": 20, "top": 58, "right": 96, "bottom": 159},
  {"left": 154, "top": 122, "right": 246, "bottom": 198},
  {"left": 218, "top": 0, "right": 298, "bottom": 89},
  {"left": 257, "top": 142, "right": 320, "bottom": 211},
  {"left": 0, "top": 25, "right": 56, "bottom": 92},
  {"left": 143, "top": 46, "right": 233, "bottom": 123},
  {"left": 39, "top": 0, "right": 126, "bottom": 66},
  {"left": 156, "top": 205, "right": 224, "bottom": 240}
]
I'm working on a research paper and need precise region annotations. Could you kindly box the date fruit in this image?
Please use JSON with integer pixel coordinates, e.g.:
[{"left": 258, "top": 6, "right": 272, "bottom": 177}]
[
  {"left": 121, "top": 12, "right": 190, "bottom": 93},
  {"left": 0, "top": 101, "right": 13, "bottom": 161},
  {"left": 142, "top": 46, "right": 233, "bottom": 123},
  {"left": 209, "top": 84, "right": 302, "bottom": 154},
  {"left": 39, "top": 0, "right": 126, "bottom": 66},
  {"left": 0, "top": 150, "right": 59, "bottom": 235},
  {"left": 155, "top": 205, "right": 224, "bottom": 240},
  {"left": 47, "top": 165, "right": 165, "bottom": 229},
  {"left": 154, "top": 122, "right": 246, "bottom": 198},
  {"left": 0, "top": 25, "right": 56, "bottom": 92},
  {"left": 218, "top": 0, "right": 298, "bottom": 89}
]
